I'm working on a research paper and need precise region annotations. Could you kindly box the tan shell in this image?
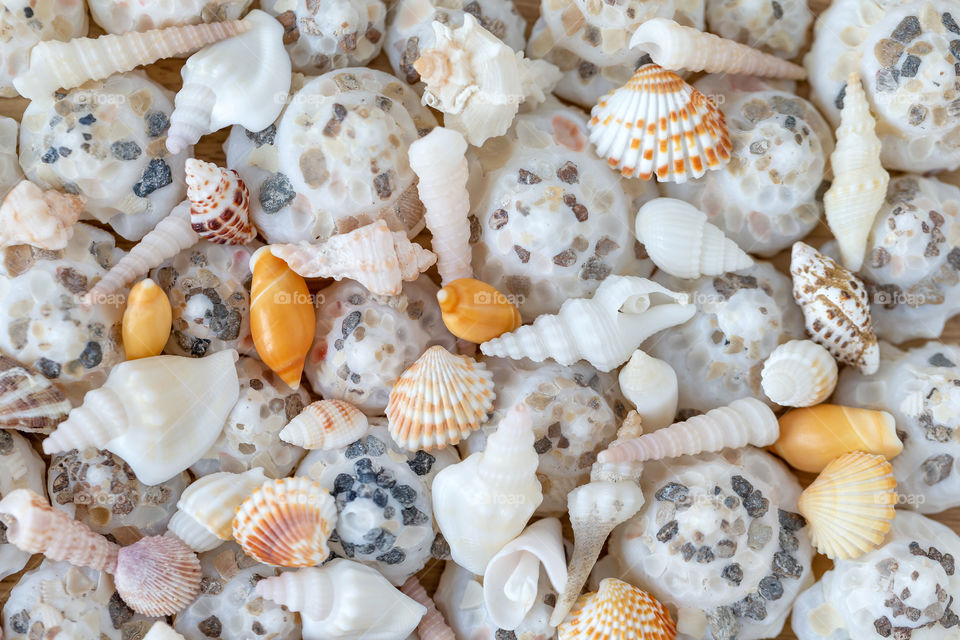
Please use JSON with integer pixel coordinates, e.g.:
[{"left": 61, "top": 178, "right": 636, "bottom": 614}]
[{"left": 558, "top": 578, "right": 676, "bottom": 639}]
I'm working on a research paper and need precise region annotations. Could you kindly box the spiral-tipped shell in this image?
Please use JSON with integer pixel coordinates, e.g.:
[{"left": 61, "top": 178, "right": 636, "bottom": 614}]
[
  {"left": 401, "top": 577, "right": 456, "bottom": 640},
  {"left": 115, "top": 535, "right": 202, "bottom": 616},
  {"left": 761, "top": 340, "right": 838, "bottom": 407},
  {"left": 41, "top": 385, "right": 128, "bottom": 455},
  {"left": 279, "top": 399, "right": 369, "bottom": 450},
  {"left": 186, "top": 158, "right": 256, "bottom": 245}
]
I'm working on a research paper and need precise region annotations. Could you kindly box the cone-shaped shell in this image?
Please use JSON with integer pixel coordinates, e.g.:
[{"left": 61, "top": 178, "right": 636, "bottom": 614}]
[
  {"left": 249, "top": 246, "right": 316, "bottom": 389},
  {"left": 824, "top": 73, "right": 888, "bottom": 272},
  {"left": 122, "top": 279, "right": 172, "bottom": 361},
  {"left": 279, "top": 399, "right": 369, "bottom": 450},
  {"left": 114, "top": 535, "right": 201, "bottom": 616},
  {"left": 401, "top": 576, "right": 456, "bottom": 640},
  {"left": 387, "top": 346, "right": 495, "bottom": 451},
  {"left": 761, "top": 339, "right": 838, "bottom": 407},
  {"left": 13, "top": 19, "right": 252, "bottom": 100},
  {"left": 558, "top": 578, "right": 677, "bottom": 640},
  {"left": 0, "top": 354, "right": 70, "bottom": 434},
  {"left": 233, "top": 476, "right": 337, "bottom": 567},
  {"left": 629, "top": 18, "right": 806, "bottom": 79},
  {"left": 589, "top": 65, "right": 732, "bottom": 183},
  {"left": 186, "top": 158, "right": 256, "bottom": 245},
  {"left": 798, "top": 451, "right": 897, "bottom": 560},
  {"left": 144, "top": 622, "right": 187, "bottom": 640},
  {"left": 618, "top": 350, "right": 677, "bottom": 432},
  {"left": 772, "top": 404, "right": 903, "bottom": 473},
  {"left": 634, "top": 197, "right": 753, "bottom": 278},
  {"left": 0, "top": 180, "right": 85, "bottom": 250},
  {"left": 270, "top": 220, "right": 436, "bottom": 296},
  {"left": 599, "top": 397, "right": 778, "bottom": 464},
  {"left": 437, "top": 278, "right": 522, "bottom": 344},
  {"left": 790, "top": 241, "right": 879, "bottom": 374}
]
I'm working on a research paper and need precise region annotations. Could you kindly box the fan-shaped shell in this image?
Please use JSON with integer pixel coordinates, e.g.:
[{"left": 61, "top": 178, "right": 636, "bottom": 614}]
[
  {"left": 437, "top": 278, "right": 522, "bottom": 344},
  {"left": 558, "top": 577, "right": 677, "bottom": 640},
  {"left": 114, "top": 535, "right": 202, "bottom": 617},
  {"left": 233, "top": 476, "right": 337, "bottom": 567},
  {"left": 279, "top": 399, "right": 370, "bottom": 450},
  {"left": 0, "top": 354, "right": 70, "bottom": 434},
  {"left": 387, "top": 346, "right": 495, "bottom": 451},
  {"left": 588, "top": 64, "right": 732, "bottom": 183},
  {"left": 186, "top": 158, "right": 256, "bottom": 245},
  {"left": 761, "top": 339, "right": 838, "bottom": 407},
  {"left": 798, "top": 451, "right": 897, "bottom": 560}
]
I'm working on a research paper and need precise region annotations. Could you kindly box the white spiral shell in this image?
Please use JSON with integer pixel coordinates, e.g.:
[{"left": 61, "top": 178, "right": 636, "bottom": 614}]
[{"left": 761, "top": 340, "right": 838, "bottom": 408}]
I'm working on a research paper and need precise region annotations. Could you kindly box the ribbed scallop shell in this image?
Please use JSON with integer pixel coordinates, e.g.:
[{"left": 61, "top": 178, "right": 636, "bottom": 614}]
[
  {"left": 279, "top": 399, "right": 369, "bottom": 450},
  {"left": 588, "top": 64, "right": 732, "bottom": 183},
  {"left": 761, "top": 339, "right": 838, "bottom": 407},
  {"left": 798, "top": 451, "right": 897, "bottom": 560},
  {"left": 0, "top": 354, "right": 70, "bottom": 434},
  {"left": 233, "top": 476, "right": 337, "bottom": 567},
  {"left": 186, "top": 158, "right": 256, "bottom": 244},
  {"left": 386, "top": 346, "right": 495, "bottom": 451},
  {"left": 114, "top": 535, "right": 202, "bottom": 616},
  {"left": 558, "top": 577, "right": 676, "bottom": 640}
]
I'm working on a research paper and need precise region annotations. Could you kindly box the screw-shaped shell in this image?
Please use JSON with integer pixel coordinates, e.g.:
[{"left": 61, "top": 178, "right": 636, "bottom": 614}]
[
  {"left": 122, "top": 279, "right": 172, "bottom": 360},
  {"left": 401, "top": 576, "right": 456, "bottom": 640},
  {"left": 436, "top": 278, "right": 522, "bottom": 344},
  {"left": 185, "top": 158, "right": 256, "bottom": 245},
  {"left": 761, "top": 339, "right": 838, "bottom": 407}
]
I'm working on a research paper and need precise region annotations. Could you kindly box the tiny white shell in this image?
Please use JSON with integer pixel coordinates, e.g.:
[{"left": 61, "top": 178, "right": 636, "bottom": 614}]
[{"left": 761, "top": 340, "right": 838, "bottom": 407}]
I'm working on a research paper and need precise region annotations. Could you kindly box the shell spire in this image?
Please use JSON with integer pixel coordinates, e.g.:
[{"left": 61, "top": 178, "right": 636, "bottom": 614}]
[
  {"left": 0, "top": 180, "right": 85, "bottom": 251},
  {"left": 13, "top": 19, "right": 252, "bottom": 100},
  {"left": 761, "top": 339, "right": 838, "bottom": 407},
  {"left": 0, "top": 354, "right": 71, "bottom": 434},
  {"left": 598, "top": 397, "right": 778, "bottom": 464},
  {"left": 114, "top": 535, "right": 202, "bottom": 617},
  {"left": 823, "top": 73, "right": 889, "bottom": 272},
  {"left": 270, "top": 220, "right": 436, "bottom": 296},
  {"left": 186, "top": 159, "right": 257, "bottom": 245},
  {"left": 41, "top": 384, "right": 129, "bottom": 454},
  {"left": 629, "top": 18, "right": 806, "bottom": 79},
  {"left": 401, "top": 577, "right": 456, "bottom": 640},
  {"left": 408, "top": 127, "right": 473, "bottom": 285},
  {"left": 477, "top": 404, "right": 541, "bottom": 489},
  {"left": 279, "top": 399, "right": 370, "bottom": 450}
]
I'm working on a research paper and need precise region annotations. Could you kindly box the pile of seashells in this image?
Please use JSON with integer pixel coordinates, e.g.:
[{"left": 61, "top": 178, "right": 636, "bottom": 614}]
[{"left": 1, "top": 0, "right": 960, "bottom": 639}]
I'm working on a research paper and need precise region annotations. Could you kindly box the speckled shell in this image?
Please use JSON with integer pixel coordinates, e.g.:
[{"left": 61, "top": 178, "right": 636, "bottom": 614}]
[
  {"left": 233, "top": 476, "right": 337, "bottom": 567},
  {"left": 0, "top": 355, "right": 70, "bottom": 434},
  {"left": 280, "top": 399, "right": 369, "bottom": 450},
  {"left": 706, "top": 0, "right": 810, "bottom": 58},
  {"left": 558, "top": 578, "right": 676, "bottom": 640},
  {"left": 761, "top": 339, "right": 838, "bottom": 408},
  {"left": 122, "top": 278, "right": 173, "bottom": 360},
  {"left": 0, "top": 430, "right": 48, "bottom": 582},
  {"left": 0, "top": 180, "right": 84, "bottom": 250},
  {"left": 88, "top": 0, "right": 254, "bottom": 33},
  {"left": 185, "top": 158, "right": 256, "bottom": 244},
  {"left": 114, "top": 535, "right": 202, "bottom": 617},
  {"left": 436, "top": 278, "right": 522, "bottom": 344}
]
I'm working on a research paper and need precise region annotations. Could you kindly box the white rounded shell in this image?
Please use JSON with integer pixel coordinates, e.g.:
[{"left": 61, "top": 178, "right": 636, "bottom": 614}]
[
  {"left": 88, "top": 0, "right": 253, "bottom": 33},
  {"left": 760, "top": 340, "right": 838, "bottom": 407},
  {"left": 0, "top": 430, "right": 47, "bottom": 581}
]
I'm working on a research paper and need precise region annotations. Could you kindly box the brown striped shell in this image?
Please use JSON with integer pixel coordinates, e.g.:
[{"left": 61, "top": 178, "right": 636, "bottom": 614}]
[
  {"left": 279, "top": 399, "right": 369, "bottom": 450},
  {"left": 186, "top": 157, "right": 256, "bottom": 244}
]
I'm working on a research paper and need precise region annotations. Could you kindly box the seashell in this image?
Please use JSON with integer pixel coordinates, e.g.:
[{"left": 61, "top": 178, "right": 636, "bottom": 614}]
[
  {"left": 271, "top": 220, "right": 436, "bottom": 296},
  {"left": 771, "top": 404, "right": 903, "bottom": 473},
  {"left": 629, "top": 18, "right": 806, "bottom": 79},
  {"left": 13, "top": 19, "right": 252, "bottom": 100},
  {"left": 233, "top": 476, "right": 337, "bottom": 567},
  {"left": 249, "top": 246, "right": 316, "bottom": 389},
  {"left": 634, "top": 198, "right": 753, "bottom": 278},
  {"left": 432, "top": 404, "right": 543, "bottom": 574},
  {"left": 87, "top": 0, "right": 254, "bottom": 34},
  {"left": 588, "top": 66, "right": 733, "bottom": 183},
  {"left": 401, "top": 576, "right": 456, "bottom": 640},
  {"left": 84, "top": 200, "right": 198, "bottom": 306},
  {"left": 0, "top": 489, "right": 119, "bottom": 573},
  {"left": 798, "top": 451, "right": 897, "bottom": 560},
  {"left": 618, "top": 350, "right": 677, "bottom": 432},
  {"left": 558, "top": 577, "right": 677, "bottom": 640},
  {"left": 185, "top": 158, "right": 256, "bottom": 244},
  {"left": 437, "top": 278, "right": 522, "bottom": 344},
  {"left": 386, "top": 345, "right": 495, "bottom": 451},
  {"left": 790, "top": 241, "right": 879, "bottom": 374},
  {"left": 122, "top": 278, "right": 172, "bottom": 361},
  {"left": 483, "top": 517, "right": 568, "bottom": 630},
  {"left": 0, "top": 355, "right": 70, "bottom": 434},
  {"left": 481, "top": 276, "right": 694, "bottom": 372},
  {"left": 414, "top": 14, "right": 561, "bottom": 146},
  {"left": 42, "top": 350, "right": 241, "bottom": 485},
  {"left": 114, "top": 535, "right": 202, "bottom": 617},
  {"left": 761, "top": 339, "right": 838, "bottom": 407},
  {"left": 0, "top": 180, "right": 85, "bottom": 250},
  {"left": 408, "top": 127, "right": 472, "bottom": 286},
  {"left": 823, "top": 73, "right": 888, "bottom": 272},
  {"left": 256, "top": 558, "right": 426, "bottom": 640},
  {"left": 599, "top": 397, "right": 779, "bottom": 464},
  {"left": 279, "top": 399, "right": 370, "bottom": 450},
  {"left": 167, "top": 10, "right": 291, "bottom": 153},
  {"left": 166, "top": 468, "right": 270, "bottom": 553},
  {"left": 144, "top": 622, "right": 187, "bottom": 640}
]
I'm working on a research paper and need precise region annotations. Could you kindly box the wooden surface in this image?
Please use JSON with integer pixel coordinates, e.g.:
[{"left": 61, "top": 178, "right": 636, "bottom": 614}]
[{"left": 1, "top": 1, "right": 960, "bottom": 638}]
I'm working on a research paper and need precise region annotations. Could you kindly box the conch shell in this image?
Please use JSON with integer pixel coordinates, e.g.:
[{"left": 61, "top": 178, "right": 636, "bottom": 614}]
[
  {"left": 0, "top": 180, "right": 84, "bottom": 250},
  {"left": 279, "top": 399, "right": 370, "bottom": 450},
  {"left": 760, "top": 339, "right": 838, "bottom": 407},
  {"left": 480, "top": 276, "right": 695, "bottom": 372},
  {"left": 618, "top": 350, "right": 677, "bottom": 432},
  {"left": 185, "top": 158, "right": 256, "bottom": 244}
]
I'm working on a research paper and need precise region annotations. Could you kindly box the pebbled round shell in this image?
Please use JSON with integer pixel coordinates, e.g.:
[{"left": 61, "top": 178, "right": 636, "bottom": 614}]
[
  {"left": 0, "top": 354, "right": 70, "bottom": 434},
  {"left": 761, "top": 339, "right": 838, "bottom": 408},
  {"left": 558, "top": 577, "right": 677, "bottom": 640},
  {"left": 279, "top": 399, "right": 370, "bottom": 450},
  {"left": 186, "top": 158, "right": 256, "bottom": 244},
  {"left": 114, "top": 535, "right": 202, "bottom": 617}
]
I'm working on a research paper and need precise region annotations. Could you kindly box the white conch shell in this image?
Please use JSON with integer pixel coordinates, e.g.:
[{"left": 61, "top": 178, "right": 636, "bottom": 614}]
[
  {"left": 618, "top": 350, "right": 677, "bottom": 432},
  {"left": 42, "top": 350, "right": 241, "bottom": 485},
  {"left": 408, "top": 127, "right": 472, "bottom": 286},
  {"left": 634, "top": 198, "right": 753, "bottom": 279},
  {"left": 271, "top": 220, "right": 436, "bottom": 296},
  {"left": 431, "top": 404, "right": 543, "bottom": 575},
  {"left": 84, "top": 200, "right": 198, "bottom": 305},
  {"left": 144, "top": 622, "right": 187, "bottom": 640},
  {"left": 279, "top": 399, "right": 370, "bottom": 450},
  {"left": 761, "top": 339, "right": 838, "bottom": 407},
  {"left": 255, "top": 559, "right": 426, "bottom": 640},
  {"left": 13, "top": 19, "right": 252, "bottom": 100},
  {"left": 629, "top": 18, "right": 806, "bottom": 79},
  {"left": 167, "top": 10, "right": 292, "bottom": 154},
  {"left": 598, "top": 397, "right": 779, "bottom": 463},
  {"left": 823, "top": 73, "right": 889, "bottom": 272},
  {"left": 166, "top": 467, "right": 269, "bottom": 552},
  {"left": 0, "top": 180, "right": 85, "bottom": 250},
  {"left": 400, "top": 577, "right": 456, "bottom": 640},
  {"left": 483, "top": 518, "right": 568, "bottom": 630},
  {"left": 414, "top": 14, "right": 561, "bottom": 146},
  {"left": 480, "top": 276, "right": 695, "bottom": 372}
]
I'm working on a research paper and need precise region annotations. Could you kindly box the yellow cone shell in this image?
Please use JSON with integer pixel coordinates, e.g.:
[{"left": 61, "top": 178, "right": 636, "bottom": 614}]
[
  {"left": 437, "top": 278, "right": 522, "bottom": 343},
  {"left": 122, "top": 279, "right": 172, "bottom": 360},
  {"left": 771, "top": 404, "right": 902, "bottom": 473}
]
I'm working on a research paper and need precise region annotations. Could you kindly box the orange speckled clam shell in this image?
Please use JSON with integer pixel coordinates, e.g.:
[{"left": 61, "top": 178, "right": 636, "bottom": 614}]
[{"left": 559, "top": 578, "right": 677, "bottom": 640}]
